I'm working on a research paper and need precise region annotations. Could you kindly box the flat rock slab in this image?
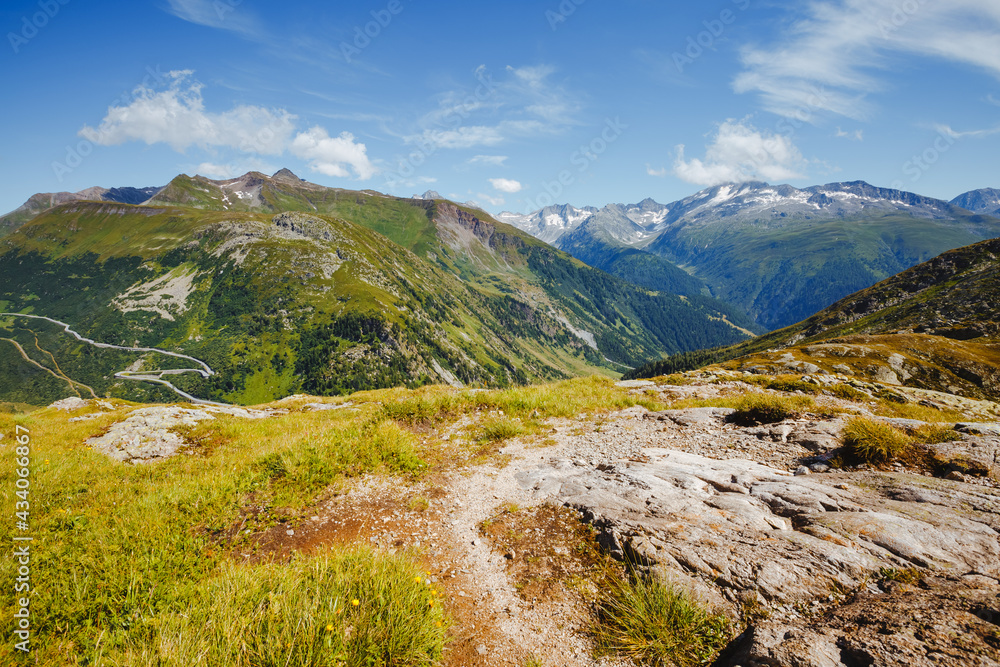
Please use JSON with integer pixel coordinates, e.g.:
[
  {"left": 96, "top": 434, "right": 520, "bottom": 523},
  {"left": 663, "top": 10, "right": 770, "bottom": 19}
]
[
  {"left": 86, "top": 405, "right": 276, "bottom": 463},
  {"left": 517, "top": 448, "right": 1000, "bottom": 605},
  {"left": 645, "top": 407, "right": 736, "bottom": 427},
  {"left": 723, "top": 576, "right": 1000, "bottom": 667},
  {"left": 958, "top": 422, "right": 1000, "bottom": 437}
]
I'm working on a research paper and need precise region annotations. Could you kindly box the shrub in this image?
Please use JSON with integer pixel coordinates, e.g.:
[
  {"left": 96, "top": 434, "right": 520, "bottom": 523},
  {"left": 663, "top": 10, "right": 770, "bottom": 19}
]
[
  {"left": 843, "top": 417, "right": 912, "bottom": 463},
  {"left": 731, "top": 392, "right": 814, "bottom": 425},
  {"left": 593, "top": 569, "right": 730, "bottom": 667}
]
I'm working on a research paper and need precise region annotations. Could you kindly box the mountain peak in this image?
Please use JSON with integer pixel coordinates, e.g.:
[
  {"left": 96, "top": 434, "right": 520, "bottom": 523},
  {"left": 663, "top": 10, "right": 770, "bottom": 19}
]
[
  {"left": 271, "top": 168, "right": 303, "bottom": 183},
  {"left": 412, "top": 190, "right": 444, "bottom": 200}
]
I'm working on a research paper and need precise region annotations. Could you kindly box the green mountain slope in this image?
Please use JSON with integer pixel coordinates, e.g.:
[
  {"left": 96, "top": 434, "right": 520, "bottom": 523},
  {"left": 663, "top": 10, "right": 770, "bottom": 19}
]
[
  {"left": 647, "top": 211, "right": 1000, "bottom": 330},
  {"left": 0, "top": 173, "right": 752, "bottom": 405},
  {"left": 628, "top": 237, "right": 1000, "bottom": 400}
]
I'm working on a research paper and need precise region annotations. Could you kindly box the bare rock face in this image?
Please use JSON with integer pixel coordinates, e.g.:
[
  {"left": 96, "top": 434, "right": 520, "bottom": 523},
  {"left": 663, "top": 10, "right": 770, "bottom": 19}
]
[
  {"left": 516, "top": 449, "right": 1000, "bottom": 607},
  {"left": 724, "top": 576, "right": 1000, "bottom": 666},
  {"left": 272, "top": 211, "right": 335, "bottom": 242},
  {"left": 930, "top": 435, "right": 1000, "bottom": 480}
]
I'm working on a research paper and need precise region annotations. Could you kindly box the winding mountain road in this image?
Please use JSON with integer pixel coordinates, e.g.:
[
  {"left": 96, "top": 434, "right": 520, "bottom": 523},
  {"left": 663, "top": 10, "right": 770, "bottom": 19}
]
[{"left": 0, "top": 313, "right": 227, "bottom": 405}]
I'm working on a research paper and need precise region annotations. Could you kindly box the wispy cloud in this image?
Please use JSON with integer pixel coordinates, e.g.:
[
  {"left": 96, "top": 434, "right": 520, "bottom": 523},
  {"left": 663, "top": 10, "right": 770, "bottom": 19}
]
[
  {"left": 165, "top": 0, "right": 260, "bottom": 37},
  {"left": 403, "top": 64, "right": 581, "bottom": 151},
  {"left": 467, "top": 155, "right": 508, "bottom": 166},
  {"left": 935, "top": 123, "right": 1000, "bottom": 140},
  {"left": 673, "top": 119, "right": 806, "bottom": 187},
  {"left": 646, "top": 164, "right": 668, "bottom": 177},
  {"left": 475, "top": 192, "right": 505, "bottom": 206},
  {"left": 735, "top": 0, "right": 1000, "bottom": 121},
  {"left": 835, "top": 127, "right": 864, "bottom": 141},
  {"left": 80, "top": 71, "right": 376, "bottom": 180}
]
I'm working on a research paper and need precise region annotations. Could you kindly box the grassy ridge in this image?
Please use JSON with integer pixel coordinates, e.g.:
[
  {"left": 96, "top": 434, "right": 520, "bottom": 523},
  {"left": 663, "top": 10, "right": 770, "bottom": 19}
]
[
  {"left": 647, "top": 213, "right": 1000, "bottom": 330},
  {"left": 0, "top": 185, "right": 752, "bottom": 405}
]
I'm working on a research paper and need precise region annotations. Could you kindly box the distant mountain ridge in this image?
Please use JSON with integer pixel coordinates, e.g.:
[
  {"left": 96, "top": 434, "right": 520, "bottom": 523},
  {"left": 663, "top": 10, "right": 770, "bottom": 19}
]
[
  {"left": 0, "top": 169, "right": 754, "bottom": 405},
  {"left": 1, "top": 185, "right": 162, "bottom": 236},
  {"left": 951, "top": 188, "right": 1000, "bottom": 217},
  {"left": 627, "top": 236, "right": 1000, "bottom": 402},
  {"left": 500, "top": 180, "right": 1000, "bottom": 330}
]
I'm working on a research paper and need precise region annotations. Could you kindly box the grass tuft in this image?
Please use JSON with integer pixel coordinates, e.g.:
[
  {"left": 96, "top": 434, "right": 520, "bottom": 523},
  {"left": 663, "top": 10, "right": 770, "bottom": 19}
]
[
  {"left": 479, "top": 415, "right": 526, "bottom": 443},
  {"left": 592, "top": 568, "right": 730, "bottom": 667},
  {"left": 730, "top": 392, "right": 814, "bottom": 425},
  {"left": 843, "top": 417, "right": 912, "bottom": 464}
]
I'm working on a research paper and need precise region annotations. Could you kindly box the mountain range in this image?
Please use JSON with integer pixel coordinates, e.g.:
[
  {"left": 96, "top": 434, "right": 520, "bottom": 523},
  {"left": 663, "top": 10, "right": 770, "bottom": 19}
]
[
  {"left": 499, "top": 181, "right": 1000, "bottom": 330},
  {"left": 628, "top": 235, "right": 1000, "bottom": 402},
  {"left": 0, "top": 169, "right": 753, "bottom": 406}
]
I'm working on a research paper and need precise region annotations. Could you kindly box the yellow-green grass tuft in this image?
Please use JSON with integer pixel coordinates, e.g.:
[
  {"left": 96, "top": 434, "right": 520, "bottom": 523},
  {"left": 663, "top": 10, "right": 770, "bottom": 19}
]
[
  {"left": 592, "top": 569, "right": 730, "bottom": 667},
  {"left": 121, "top": 550, "right": 447, "bottom": 666},
  {"left": 843, "top": 417, "right": 912, "bottom": 464},
  {"left": 731, "top": 392, "right": 815, "bottom": 425}
]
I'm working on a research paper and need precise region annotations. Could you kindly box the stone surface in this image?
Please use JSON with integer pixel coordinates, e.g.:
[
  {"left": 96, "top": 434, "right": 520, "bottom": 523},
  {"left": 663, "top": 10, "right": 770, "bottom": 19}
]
[
  {"left": 49, "top": 396, "right": 90, "bottom": 411},
  {"left": 86, "top": 405, "right": 277, "bottom": 463},
  {"left": 516, "top": 449, "right": 1000, "bottom": 605}
]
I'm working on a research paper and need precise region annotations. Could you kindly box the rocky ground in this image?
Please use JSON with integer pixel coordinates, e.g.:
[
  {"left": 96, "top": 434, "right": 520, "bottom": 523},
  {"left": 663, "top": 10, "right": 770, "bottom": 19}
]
[{"left": 63, "top": 376, "right": 1000, "bottom": 666}]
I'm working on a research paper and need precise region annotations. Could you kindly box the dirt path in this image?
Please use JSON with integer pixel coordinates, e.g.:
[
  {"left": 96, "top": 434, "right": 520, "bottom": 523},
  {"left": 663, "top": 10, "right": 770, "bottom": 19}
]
[{"left": 244, "top": 421, "right": 633, "bottom": 667}]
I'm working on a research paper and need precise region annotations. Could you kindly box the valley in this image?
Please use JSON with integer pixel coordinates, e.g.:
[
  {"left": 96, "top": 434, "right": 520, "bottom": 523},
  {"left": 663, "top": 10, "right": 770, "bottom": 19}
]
[
  {"left": 0, "top": 170, "right": 754, "bottom": 407},
  {"left": 501, "top": 181, "right": 1000, "bottom": 330},
  {"left": 2, "top": 171, "right": 1000, "bottom": 667}
]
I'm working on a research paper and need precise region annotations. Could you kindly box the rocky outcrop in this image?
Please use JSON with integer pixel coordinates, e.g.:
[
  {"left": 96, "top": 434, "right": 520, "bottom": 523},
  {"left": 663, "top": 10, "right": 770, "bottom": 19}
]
[
  {"left": 518, "top": 450, "right": 1000, "bottom": 611},
  {"left": 83, "top": 404, "right": 280, "bottom": 463}
]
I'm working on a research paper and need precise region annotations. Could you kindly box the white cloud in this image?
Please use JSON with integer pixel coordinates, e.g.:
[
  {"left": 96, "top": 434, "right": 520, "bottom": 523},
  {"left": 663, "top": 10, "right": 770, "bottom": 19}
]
[
  {"left": 290, "top": 127, "right": 376, "bottom": 180},
  {"left": 489, "top": 178, "right": 522, "bottom": 193},
  {"left": 673, "top": 119, "right": 806, "bottom": 187},
  {"left": 475, "top": 193, "right": 505, "bottom": 206},
  {"left": 165, "top": 0, "right": 259, "bottom": 37},
  {"left": 194, "top": 158, "right": 275, "bottom": 179},
  {"left": 646, "top": 165, "right": 668, "bottom": 177},
  {"left": 79, "top": 71, "right": 295, "bottom": 154},
  {"left": 934, "top": 123, "right": 1000, "bottom": 140},
  {"left": 835, "top": 127, "right": 864, "bottom": 141},
  {"left": 79, "top": 71, "right": 376, "bottom": 181},
  {"left": 468, "top": 155, "right": 508, "bottom": 166},
  {"left": 403, "top": 63, "right": 579, "bottom": 151},
  {"left": 412, "top": 126, "right": 505, "bottom": 150},
  {"left": 735, "top": 0, "right": 1000, "bottom": 120}
]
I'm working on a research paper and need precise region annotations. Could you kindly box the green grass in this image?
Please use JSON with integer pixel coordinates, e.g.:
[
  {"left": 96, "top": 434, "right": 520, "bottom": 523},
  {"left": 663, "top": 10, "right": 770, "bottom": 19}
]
[
  {"left": 742, "top": 374, "right": 823, "bottom": 395},
  {"left": 910, "top": 424, "right": 961, "bottom": 445},
  {"left": 843, "top": 417, "right": 912, "bottom": 464},
  {"left": 120, "top": 550, "right": 447, "bottom": 666},
  {"left": 730, "top": 392, "right": 815, "bottom": 425},
  {"left": 374, "top": 376, "right": 668, "bottom": 429},
  {"left": 592, "top": 568, "right": 730, "bottom": 667},
  {"left": 479, "top": 415, "right": 526, "bottom": 442},
  {"left": 0, "top": 376, "right": 676, "bottom": 663},
  {"left": 0, "top": 402, "right": 436, "bottom": 664}
]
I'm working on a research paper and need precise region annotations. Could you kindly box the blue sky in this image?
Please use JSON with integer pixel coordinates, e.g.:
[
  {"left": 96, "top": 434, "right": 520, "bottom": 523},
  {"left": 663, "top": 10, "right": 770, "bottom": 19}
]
[{"left": 2, "top": 0, "right": 999, "bottom": 215}]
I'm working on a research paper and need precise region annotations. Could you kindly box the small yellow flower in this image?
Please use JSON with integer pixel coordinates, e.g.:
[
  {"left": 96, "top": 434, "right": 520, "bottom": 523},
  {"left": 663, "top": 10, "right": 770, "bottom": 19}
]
[
  {"left": 435, "top": 621, "right": 442, "bottom": 628},
  {"left": 44, "top": 460, "right": 50, "bottom": 464},
  {"left": 414, "top": 576, "right": 421, "bottom": 583},
  {"left": 326, "top": 624, "right": 334, "bottom": 632},
  {"left": 427, "top": 600, "right": 434, "bottom": 607},
  {"left": 351, "top": 599, "right": 359, "bottom": 607}
]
